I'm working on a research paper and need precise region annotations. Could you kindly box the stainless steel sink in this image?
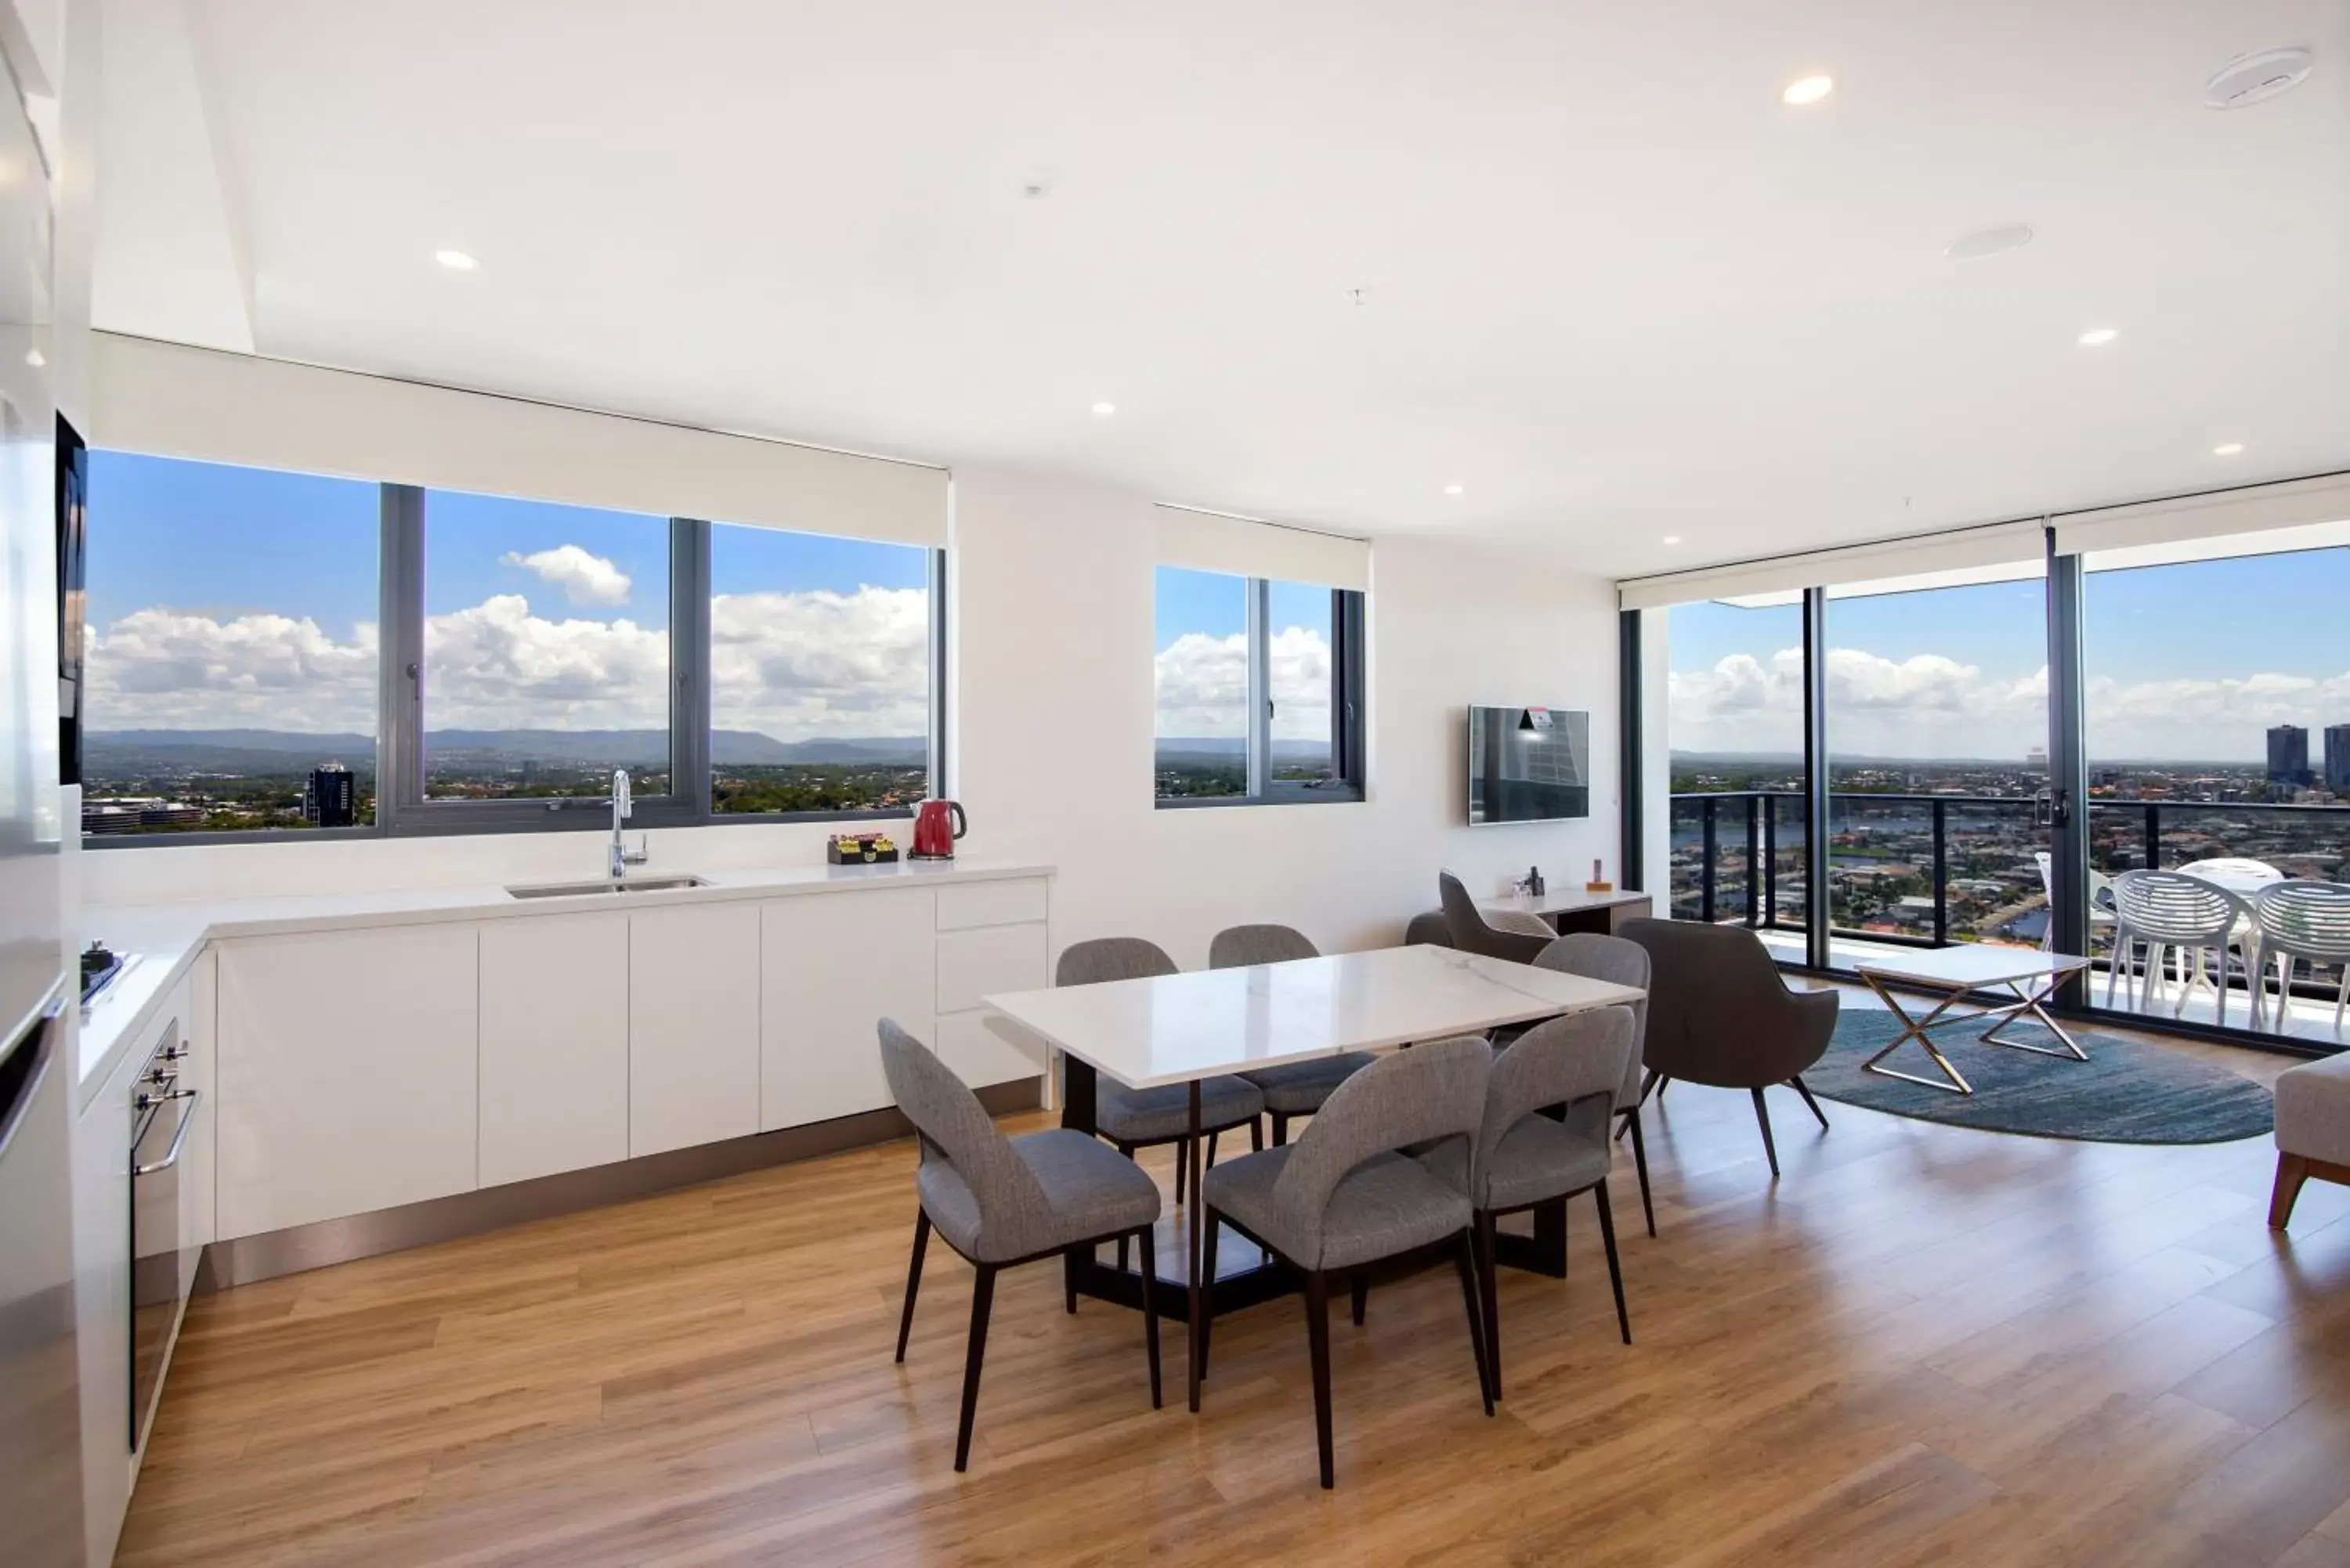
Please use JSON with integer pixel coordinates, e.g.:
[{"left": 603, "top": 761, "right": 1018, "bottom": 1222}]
[{"left": 504, "top": 875, "right": 710, "bottom": 900}]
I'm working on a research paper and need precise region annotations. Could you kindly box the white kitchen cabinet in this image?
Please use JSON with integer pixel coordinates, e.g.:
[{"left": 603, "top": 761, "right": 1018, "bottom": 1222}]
[
  {"left": 480, "top": 911, "right": 630, "bottom": 1186},
  {"left": 216, "top": 925, "right": 480, "bottom": 1239},
  {"left": 937, "top": 876, "right": 1049, "bottom": 931},
  {"left": 760, "top": 887, "right": 934, "bottom": 1130},
  {"left": 933, "top": 1009, "right": 1048, "bottom": 1090},
  {"left": 935, "top": 921, "right": 1049, "bottom": 1015},
  {"left": 629, "top": 902, "right": 760, "bottom": 1156},
  {"left": 180, "top": 949, "right": 217, "bottom": 1254},
  {"left": 934, "top": 902, "right": 1049, "bottom": 1088}
]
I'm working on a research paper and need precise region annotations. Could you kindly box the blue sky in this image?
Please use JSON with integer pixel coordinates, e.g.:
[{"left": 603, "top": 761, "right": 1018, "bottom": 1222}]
[{"left": 1154, "top": 566, "right": 1332, "bottom": 649}]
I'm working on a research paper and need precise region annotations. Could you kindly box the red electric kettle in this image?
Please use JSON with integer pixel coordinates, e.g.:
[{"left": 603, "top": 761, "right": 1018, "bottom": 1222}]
[{"left": 909, "top": 799, "right": 967, "bottom": 861}]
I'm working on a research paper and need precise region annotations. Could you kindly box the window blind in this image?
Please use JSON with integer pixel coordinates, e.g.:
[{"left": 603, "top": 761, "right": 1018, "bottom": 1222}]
[
  {"left": 1154, "top": 504, "right": 1371, "bottom": 591},
  {"left": 1617, "top": 519, "right": 2045, "bottom": 611}
]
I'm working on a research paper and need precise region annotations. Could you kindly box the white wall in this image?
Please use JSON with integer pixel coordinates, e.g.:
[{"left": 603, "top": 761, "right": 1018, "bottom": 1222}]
[{"left": 81, "top": 464, "right": 1623, "bottom": 961}]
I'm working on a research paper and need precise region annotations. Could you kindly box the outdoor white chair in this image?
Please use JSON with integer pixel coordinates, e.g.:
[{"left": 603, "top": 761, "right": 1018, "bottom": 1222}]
[
  {"left": 2106, "top": 870, "right": 2251, "bottom": 1027},
  {"left": 2247, "top": 881, "right": 2350, "bottom": 1037},
  {"left": 2033, "top": 851, "right": 2117, "bottom": 954}
]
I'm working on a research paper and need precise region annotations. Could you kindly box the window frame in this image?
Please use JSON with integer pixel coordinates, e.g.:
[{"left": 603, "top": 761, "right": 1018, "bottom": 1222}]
[
  {"left": 1155, "top": 578, "right": 1367, "bottom": 811},
  {"left": 86, "top": 459, "right": 946, "bottom": 847}
]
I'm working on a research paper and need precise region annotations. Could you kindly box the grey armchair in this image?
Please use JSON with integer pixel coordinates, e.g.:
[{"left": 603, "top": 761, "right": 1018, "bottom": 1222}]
[
  {"left": 1209, "top": 923, "right": 1374, "bottom": 1144},
  {"left": 1198, "top": 1035, "right": 1495, "bottom": 1488},
  {"left": 1532, "top": 934, "right": 1657, "bottom": 1235},
  {"left": 1438, "top": 871, "right": 1553, "bottom": 964},
  {"left": 878, "top": 1019, "right": 1164, "bottom": 1472},
  {"left": 1056, "top": 938, "right": 1266, "bottom": 1203},
  {"left": 1619, "top": 919, "right": 1837, "bottom": 1179},
  {"left": 1421, "top": 1006, "right": 1636, "bottom": 1396}
]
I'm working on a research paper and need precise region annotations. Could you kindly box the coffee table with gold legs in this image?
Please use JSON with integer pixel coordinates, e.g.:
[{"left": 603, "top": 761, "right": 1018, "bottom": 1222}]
[{"left": 1851, "top": 948, "right": 2094, "bottom": 1096}]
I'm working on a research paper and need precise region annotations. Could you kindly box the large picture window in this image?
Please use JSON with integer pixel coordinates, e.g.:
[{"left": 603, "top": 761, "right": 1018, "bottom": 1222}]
[
  {"left": 84, "top": 450, "right": 943, "bottom": 842},
  {"left": 1153, "top": 566, "right": 1365, "bottom": 806}
]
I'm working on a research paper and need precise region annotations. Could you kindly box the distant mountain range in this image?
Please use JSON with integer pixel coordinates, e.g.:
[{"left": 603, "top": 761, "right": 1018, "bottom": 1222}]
[
  {"left": 1155, "top": 738, "right": 1331, "bottom": 763},
  {"left": 85, "top": 728, "right": 928, "bottom": 771}
]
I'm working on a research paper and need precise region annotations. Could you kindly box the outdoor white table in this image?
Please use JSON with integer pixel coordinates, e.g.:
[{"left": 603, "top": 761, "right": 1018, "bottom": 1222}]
[
  {"left": 984, "top": 943, "right": 1643, "bottom": 1412},
  {"left": 1853, "top": 945, "right": 2093, "bottom": 1096},
  {"left": 2178, "top": 857, "right": 2284, "bottom": 894}
]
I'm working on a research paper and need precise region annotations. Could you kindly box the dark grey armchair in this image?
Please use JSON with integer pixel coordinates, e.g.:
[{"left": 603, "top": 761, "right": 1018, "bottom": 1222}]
[
  {"left": 1438, "top": 871, "right": 1554, "bottom": 964},
  {"left": 1209, "top": 923, "right": 1373, "bottom": 1144},
  {"left": 879, "top": 1019, "right": 1163, "bottom": 1472},
  {"left": 1619, "top": 919, "right": 1838, "bottom": 1179}
]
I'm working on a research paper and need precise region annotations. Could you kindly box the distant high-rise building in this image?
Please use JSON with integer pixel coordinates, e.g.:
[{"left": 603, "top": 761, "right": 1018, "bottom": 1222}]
[
  {"left": 2328, "top": 724, "right": 2350, "bottom": 793},
  {"left": 306, "top": 763, "right": 356, "bottom": 828},
  {"left": 2269, "top": 725, "right": 2311, "bottom": 786},
  {"left": 2025, "top": 746, "right": 2048, "bottom": 771}
]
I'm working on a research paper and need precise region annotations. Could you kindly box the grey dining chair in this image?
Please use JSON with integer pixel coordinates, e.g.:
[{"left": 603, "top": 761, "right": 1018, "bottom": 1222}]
[
  {"left": 1056, "top": 938, "right": 1266, "bottom": 1205},
  {"left": 1198, "top": 1035, "right": 1495, "bottom": 1489},
  {"left": 1620, "top": 919, "right": 1836, "bottom": 1180},
  {"left": 878, "top": 1019, "right": 1164, "bottom": 1472},
  {"left": 1420, "top": 1006, "right": 1637, "bottom": 1396},
  {"left": 1438, "top": 871, "right": 1554, "bottom": 964},
  {"left": 1533, "top": 934, "right": 1657, "bottom": 1236},
  {"left": 1209, "top": 923, "right": 1374, "bottom": 1145}
]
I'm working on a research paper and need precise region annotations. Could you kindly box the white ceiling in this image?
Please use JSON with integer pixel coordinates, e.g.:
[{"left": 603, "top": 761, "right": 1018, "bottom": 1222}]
[{"left": 92, "top": 0, "right": 2350, "bottom": 578}]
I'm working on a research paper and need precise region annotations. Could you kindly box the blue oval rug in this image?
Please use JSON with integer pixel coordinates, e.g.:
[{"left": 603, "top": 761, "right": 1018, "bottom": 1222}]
[{"left": 1804, "top": 1010, "right": 2275, "bottom": 1145}]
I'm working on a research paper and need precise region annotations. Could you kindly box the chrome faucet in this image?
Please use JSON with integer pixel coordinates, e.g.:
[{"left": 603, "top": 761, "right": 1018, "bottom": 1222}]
[{"left": 609, "top": 768, "right": 649, "bottom": 882}]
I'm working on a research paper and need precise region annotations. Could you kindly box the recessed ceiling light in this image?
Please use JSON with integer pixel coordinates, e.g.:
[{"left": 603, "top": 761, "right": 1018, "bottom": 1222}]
[
  {"left": 1945, "top": 224, "right": 2034, "bottom": 260},
  {"left": 434, "top": 249, "right": 477, "bottom": 272},
  {"left": 1661, "top": 535, "right": 1683, "bottom": 546},
  {"left": 2204, "top": 46, "right": 2316, "bottom": 110},
  {"left": 2213, "top": 442, "right": 2245, "bottom": 456},
  {"left": 2077, "top": 327, "right": 2119, "bottom": 347},
  {"left": 1090, "top": 401, "right": 1115, "bottom": 416},
  {"left": 22, "top": 348, "right": 42, "bottom": 367},
  {"left": 1444, "top": 483, "right": 1464, "bottom": 497},
  {"left": 1781, "top": 74, "right": 1834, "bottom": 106}
]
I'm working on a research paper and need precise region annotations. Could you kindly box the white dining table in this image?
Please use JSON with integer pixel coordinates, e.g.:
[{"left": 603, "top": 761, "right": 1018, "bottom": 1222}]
[
  {"left": 984, "top": 943, "right": 1644, "bottom": 1412},
  {"left": 2178, "top": 857, "right": 2285, "bottom": 895}
]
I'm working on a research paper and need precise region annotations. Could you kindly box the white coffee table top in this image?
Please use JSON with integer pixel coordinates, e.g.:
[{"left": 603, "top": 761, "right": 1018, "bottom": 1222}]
[
  {"left": 985, "top": 944, "right": 1643, "bottom": 1090},
  {"left": 1853, "top": 945, "right": 2090, "bottom": 990}
]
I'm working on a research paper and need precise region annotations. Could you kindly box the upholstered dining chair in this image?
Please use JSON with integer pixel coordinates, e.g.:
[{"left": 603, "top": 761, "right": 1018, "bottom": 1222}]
[
  {"left": 1619, "top": 919, "right": 1837, "bottom": 1180},
  {"left": 878, "top": 1019, "right": 1164, "bottom": 1472},
  {"left": 1056, "top": 938, "right": 1266, "bottom": 1205},
  {"left": 1198, "top": 1035, "right": 1495, "bottom": 1489},
  {"left": 1532, "top": 934, "right": 1657, "bottom": 1236},
  {"left": 1421, "top": 1006, "right": 1637, "bottom": 1397},
  {"left": 1209, "top": 923, "right": 1375, "bottom": 1145},
  {"left": 1438, "top": 872, "right": 1554, "bottom": 964}
]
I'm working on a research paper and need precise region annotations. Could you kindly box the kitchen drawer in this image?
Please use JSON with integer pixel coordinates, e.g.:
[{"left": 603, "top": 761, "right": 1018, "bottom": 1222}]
[
  {"left": 936, "top": 877, "right": 1048, "bottom": 933},
  {"left": 933, "top": 1010, "right": 1046, "bottom": 1090},
  {"left": 936, "top": 922, "right": 1047, "bottom": 1013}
]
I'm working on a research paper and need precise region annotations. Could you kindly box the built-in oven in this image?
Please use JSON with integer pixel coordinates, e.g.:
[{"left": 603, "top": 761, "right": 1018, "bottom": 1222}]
[{"left": 128, "top": 1021, "right": 197, "bottom": 1451}]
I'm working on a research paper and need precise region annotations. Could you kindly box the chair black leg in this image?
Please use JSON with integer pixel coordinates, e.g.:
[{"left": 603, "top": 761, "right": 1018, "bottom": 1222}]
[
  {"left": 1453, "top": 1229, "right": 1494, "bottom": 1416},
  {"left": 1305, "top": 1270, "right": 1336, "bottom": 1489},
  {"left": 1207, "top": 1131, "right": 1220, "bottom": 1169},
  {"left": 1594, "top": 1180, "right": 1631, "bottom": 1346},
  {"left": 1751, "top": 1087, "right": 1781, "bottom": 1178},
  {"left": 1789, "top": 1073, "right": 1830, "bottom": 1131},
  {"left": 895, "top": 1209, "right": 930, "bottom": 1363},
  {"left": 1116, "top": 1145, "right": 1134, "bottom": 1273},
  {"left": 1350, "top": 1272, "right": 1368, "bottom": 1327},
  {"left": 1065, "top": 1248, "right": 1078, "bottom": 1314},
  {"left": 953, "top": 1263, "right": 997, "bottom": 1472},
  {"left": 1198, "top": 1209, "right": 1221, "bottom": 1386},
  {"left": 1624, "top": 1107, "right": 1657, "bottom": 1237},
  {"left": 1272, "top": 1113, "right": 1289, "bottom": 1146},
  {"left": 1474, "top": 1209, "right": 1502, "bottom": 1400},
  {"left": 1174, "top": 1138, "right": 1188, "bottom": 1205},
  {"left": 1137, "top": 1227, "right": 1162, "bottom": 1410},
  {"left": 1251, "top": 1118, "right": 1264, "bottom": 1152}
]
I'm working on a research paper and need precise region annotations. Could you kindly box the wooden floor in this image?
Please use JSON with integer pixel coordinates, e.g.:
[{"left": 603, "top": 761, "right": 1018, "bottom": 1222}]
[{"left": 120, "top": 1018, "right": 2350, "bottom": 1568}]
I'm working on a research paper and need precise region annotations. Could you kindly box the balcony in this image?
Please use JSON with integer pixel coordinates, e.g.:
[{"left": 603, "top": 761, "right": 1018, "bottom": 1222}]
[{"left": 1670, "top": 789, "right": 2350, "bottom": 1046}]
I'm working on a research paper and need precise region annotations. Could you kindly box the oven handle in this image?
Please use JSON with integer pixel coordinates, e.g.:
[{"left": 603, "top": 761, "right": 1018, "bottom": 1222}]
[{"left": 132, "top": 1088, "right": 200, "bottom": 1176}]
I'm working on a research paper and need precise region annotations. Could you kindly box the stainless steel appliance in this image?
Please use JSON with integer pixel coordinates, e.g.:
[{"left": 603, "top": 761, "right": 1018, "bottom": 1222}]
[
  {"left": 129, "top": 1024, "right": 197, "bottom": 1449},
  {"left": 0, "top": 25, "right": 78, "bottom": 1563}
]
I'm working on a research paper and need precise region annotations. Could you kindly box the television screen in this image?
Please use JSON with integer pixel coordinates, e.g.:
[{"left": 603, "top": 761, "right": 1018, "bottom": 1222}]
[{"left": 1467, "top": 706, "right": 1589, "bottom": 825}]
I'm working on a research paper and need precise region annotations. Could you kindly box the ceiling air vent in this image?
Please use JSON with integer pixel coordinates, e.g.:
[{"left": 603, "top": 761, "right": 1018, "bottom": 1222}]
[{"left": 2204, "top": 46, "right": 2315, "bottom": 109}]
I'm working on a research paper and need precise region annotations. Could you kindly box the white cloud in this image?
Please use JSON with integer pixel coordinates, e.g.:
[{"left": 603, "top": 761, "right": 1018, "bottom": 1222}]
[
  {"left": 1671, "top": 641, "right": 2350, "bottom": 761},
  {"left": 1153, "top": 624, "right": 1335, "bottom": 741},
  {"left": 85, "top": 583, "right": 933, "bottom": 741},
  {"left": 500, "top": 544, "right": 633, "bottom": 608}
]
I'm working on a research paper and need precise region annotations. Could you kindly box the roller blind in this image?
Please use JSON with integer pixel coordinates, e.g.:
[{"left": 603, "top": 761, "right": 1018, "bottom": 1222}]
[
  {"left": 1617, "top": 519, "right": 2045, "bottom": 611},
  {"left": 1154, "top": 504, "right": 1371, "bottom": 591},
  {"left": 91, "top": 333, "right": 950, "bottom": 547},
  {"left": 2052, "top": 472, "right": 2350, "bottom": 560}
]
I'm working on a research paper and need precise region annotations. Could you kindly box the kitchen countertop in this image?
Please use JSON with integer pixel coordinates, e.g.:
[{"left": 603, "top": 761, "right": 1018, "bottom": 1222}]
[{"left": 75, "top": 858, "right": 1054, "bottom": 1112}]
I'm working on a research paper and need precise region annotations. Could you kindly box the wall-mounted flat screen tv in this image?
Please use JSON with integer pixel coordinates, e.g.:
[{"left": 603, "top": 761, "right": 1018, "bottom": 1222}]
[{"left": 1467, "top": 706, "right": 1589, "bottom": 825}]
